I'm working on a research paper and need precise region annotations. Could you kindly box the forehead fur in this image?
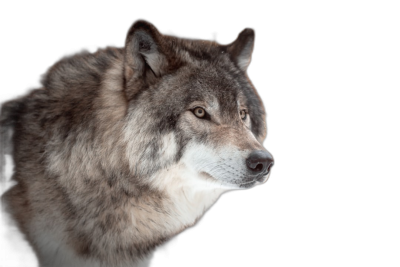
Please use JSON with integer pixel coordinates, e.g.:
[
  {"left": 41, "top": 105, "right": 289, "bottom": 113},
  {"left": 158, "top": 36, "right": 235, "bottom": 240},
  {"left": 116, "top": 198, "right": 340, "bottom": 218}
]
[{"left": 136, "top": 43, "right": 266, "bottom": 140}]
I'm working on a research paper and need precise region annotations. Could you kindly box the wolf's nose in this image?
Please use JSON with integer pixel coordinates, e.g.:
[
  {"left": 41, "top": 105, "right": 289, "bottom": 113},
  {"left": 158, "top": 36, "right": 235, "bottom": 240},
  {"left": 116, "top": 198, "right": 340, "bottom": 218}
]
[{"left": 246, "top": 150, "right": 274, "bottom": 174}]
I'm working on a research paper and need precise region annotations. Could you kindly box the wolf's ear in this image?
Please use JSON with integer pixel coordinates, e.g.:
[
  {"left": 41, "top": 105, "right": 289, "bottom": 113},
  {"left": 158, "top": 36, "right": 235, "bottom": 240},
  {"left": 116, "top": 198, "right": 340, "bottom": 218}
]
[
  {"left": 124, "top": 20, "right": 167, "bottom": 81},
  {"left": 227, "top": 28, "right": 255, "bottom": 72}
]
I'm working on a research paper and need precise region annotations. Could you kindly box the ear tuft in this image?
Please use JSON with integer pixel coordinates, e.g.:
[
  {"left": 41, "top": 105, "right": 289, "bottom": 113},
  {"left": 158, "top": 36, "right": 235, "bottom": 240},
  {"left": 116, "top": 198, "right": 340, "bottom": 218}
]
[
  {"left": 227, "top": 28, "right": 255, "bottom": 72},
  {"left": 139, "top": 40, "right": 151, "bottom": 52}
]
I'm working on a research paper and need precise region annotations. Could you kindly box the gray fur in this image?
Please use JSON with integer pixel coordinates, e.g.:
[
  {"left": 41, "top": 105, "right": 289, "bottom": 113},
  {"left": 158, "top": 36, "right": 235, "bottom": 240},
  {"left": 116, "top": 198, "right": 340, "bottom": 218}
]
[{"left": 0, "top": 20, "right": 272, "bottom": 266}]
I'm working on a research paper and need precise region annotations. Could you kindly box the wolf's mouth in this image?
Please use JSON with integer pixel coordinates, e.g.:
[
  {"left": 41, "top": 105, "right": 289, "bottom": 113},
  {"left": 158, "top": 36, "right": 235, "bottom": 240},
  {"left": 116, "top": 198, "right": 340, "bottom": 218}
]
[
  {"left": 202, "top": 171, "right": 271, "bottom": 189},
  {"left": 256, "top": 171, "right": 271, "bottom": 184},
  {"left": 236, "top": 171, "right": 271, "bottom": 188}
]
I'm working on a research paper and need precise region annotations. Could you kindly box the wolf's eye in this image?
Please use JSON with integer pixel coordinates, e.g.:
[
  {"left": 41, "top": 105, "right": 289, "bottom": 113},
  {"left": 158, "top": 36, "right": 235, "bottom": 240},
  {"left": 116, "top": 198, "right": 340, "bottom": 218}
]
[
  {"left": 240, "top": 110, "right": 247, "bottom": 120},
  {"left": 193, "top": 107, "right": 206, "bottom": 118}
]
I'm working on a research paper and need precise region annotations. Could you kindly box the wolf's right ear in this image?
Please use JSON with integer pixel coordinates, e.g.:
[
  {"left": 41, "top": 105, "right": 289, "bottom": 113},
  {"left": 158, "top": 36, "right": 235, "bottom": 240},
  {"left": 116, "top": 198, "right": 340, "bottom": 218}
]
[
  {"left": 226, "top": 28, "right": 255, "bottom": 72},
  {"left": 124, "top": 20, "right": 167, "bottom": 82}
]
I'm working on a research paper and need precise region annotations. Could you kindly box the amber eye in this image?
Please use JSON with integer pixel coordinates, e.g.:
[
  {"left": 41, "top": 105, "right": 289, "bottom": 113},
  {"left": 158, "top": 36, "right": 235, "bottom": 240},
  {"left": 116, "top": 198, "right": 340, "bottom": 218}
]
[
  {"left": 193, "top": 107, "right": 206, "bottom": 118},
  {"left": 240, "top": 110, "right": 247, "bottom": 120}
]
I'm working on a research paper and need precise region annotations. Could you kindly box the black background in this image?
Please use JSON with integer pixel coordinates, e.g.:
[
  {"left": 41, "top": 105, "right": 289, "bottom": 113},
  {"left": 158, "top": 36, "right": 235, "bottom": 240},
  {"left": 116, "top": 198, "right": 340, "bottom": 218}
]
[{"left": 0, "top": 2, "right": 352, "bottom": 266}]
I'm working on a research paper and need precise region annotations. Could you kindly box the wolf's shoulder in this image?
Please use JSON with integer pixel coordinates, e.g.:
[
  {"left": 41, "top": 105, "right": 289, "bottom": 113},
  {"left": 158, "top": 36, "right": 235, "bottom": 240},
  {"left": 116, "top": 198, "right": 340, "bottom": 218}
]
[{"left": 40, "top": 47, "right": 124, "bottom": 96}]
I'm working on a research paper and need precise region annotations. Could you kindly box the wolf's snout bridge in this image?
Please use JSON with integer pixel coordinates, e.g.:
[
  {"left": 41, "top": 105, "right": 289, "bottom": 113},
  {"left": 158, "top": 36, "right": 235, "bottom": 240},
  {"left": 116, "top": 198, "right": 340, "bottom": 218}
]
[{"left": 246, "top": 150, "right": 274, "bottom": 175}]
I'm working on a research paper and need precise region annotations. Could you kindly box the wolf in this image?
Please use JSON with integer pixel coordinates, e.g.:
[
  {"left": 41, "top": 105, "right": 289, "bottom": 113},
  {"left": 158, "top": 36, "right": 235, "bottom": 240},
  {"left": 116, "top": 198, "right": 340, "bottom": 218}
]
[{"left": 0, "top": 20, "right": 274, "bottom": 267}]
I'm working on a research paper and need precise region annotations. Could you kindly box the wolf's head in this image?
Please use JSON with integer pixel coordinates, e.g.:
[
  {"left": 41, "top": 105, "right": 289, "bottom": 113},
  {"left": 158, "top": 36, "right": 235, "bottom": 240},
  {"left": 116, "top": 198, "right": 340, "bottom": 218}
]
[{"left": 123, "top": 21, "right": 273, "bottom": 191}]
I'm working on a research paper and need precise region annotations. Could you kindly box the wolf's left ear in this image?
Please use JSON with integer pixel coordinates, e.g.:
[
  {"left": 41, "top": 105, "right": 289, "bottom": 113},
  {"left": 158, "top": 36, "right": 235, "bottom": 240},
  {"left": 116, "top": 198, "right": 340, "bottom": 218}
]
[
  {"left": 227, "top": 28, "right": 255, "bottom": 72},
  {"left": 124, "top": 20, "right": 168, "bottom": 81}
]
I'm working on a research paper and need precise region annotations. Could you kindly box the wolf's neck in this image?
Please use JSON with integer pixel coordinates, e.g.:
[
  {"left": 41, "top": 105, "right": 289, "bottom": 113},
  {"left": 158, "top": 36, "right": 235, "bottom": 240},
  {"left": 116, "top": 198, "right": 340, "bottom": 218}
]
[{"left": 129, "top": 164, "right": 224, "bottom": 240}]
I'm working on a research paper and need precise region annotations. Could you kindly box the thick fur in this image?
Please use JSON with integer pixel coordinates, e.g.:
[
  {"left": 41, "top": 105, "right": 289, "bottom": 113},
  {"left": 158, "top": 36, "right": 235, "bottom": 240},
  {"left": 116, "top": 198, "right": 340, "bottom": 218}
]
[{"left": 0, "top": 20, "right": 272, "bottom": 267}]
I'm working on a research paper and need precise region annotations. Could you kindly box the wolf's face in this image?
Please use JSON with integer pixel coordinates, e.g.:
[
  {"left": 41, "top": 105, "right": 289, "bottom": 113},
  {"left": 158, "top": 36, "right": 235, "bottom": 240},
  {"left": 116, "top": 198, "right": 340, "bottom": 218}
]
[{"left": 123, "top": 21, "right": 273, "bottom": 190}]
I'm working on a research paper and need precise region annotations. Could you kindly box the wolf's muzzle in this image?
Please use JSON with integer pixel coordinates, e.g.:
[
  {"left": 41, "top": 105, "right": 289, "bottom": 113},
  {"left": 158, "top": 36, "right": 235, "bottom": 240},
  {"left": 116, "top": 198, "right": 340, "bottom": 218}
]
[{"left": 246, "top": 150, "right": 274, "bottom": 176}]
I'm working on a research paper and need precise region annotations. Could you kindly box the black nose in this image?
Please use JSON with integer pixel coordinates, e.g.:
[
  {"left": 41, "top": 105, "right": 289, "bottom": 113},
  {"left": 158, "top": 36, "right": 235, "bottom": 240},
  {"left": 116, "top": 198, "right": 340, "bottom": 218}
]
[{"left": 246, "top": 150, "right": 274, "bottom": 174}]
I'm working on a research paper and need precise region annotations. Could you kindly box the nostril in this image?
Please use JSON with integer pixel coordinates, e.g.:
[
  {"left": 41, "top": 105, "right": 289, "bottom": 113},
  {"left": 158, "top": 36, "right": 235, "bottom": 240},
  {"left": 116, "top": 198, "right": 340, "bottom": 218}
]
[
  {"left": 254, "top": 163, "right": 264, "bottom": 172},
  {"left": 246, "top": 150, "right": 274, "bottom": 174}
]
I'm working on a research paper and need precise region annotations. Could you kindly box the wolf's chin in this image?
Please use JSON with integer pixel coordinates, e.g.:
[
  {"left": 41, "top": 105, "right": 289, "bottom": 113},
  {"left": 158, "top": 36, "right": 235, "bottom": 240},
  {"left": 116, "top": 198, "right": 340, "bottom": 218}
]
[
  {"left": 236, "top": 172, "right": 272, "bottom": 189},
  {"left": 200, "top": 172, "right": 271, "bottom": 190}
]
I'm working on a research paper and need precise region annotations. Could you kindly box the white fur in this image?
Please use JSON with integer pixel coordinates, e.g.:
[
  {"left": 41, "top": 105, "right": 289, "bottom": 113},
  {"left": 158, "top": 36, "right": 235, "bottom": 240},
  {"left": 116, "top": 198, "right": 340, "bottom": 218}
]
[
  {"left": 160, "top": 132, "right": 178, "bottom": 162},
  {"left": 182, "top": 143, "right": 251, "bottom": 188},
  {"left": 236, "top": 40, "right": 253, "bottom": 71},
  {"left": 143, "top": 53, "right": 166, "bottom": 76}
]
